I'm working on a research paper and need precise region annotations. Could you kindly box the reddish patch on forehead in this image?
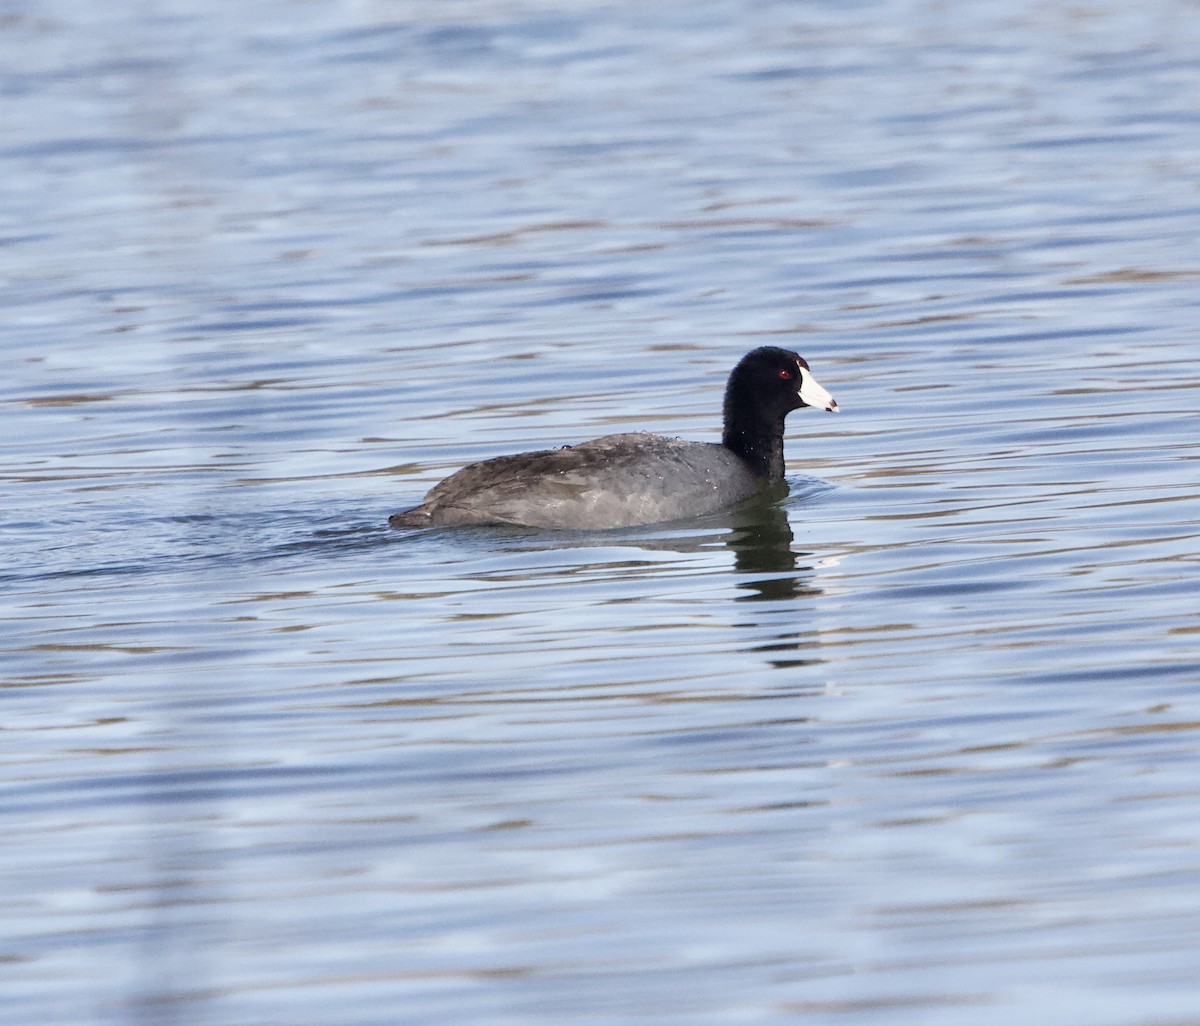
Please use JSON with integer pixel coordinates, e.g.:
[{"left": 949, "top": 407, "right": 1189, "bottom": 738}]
[{"left": 796, "top": 356, "right": 810, "bottom": 371}]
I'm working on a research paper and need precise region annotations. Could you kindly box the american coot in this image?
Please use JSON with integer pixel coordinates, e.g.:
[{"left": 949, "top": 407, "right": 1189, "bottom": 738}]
[{"left": 389, "top": 346, "right": 837, "bottom": 531}]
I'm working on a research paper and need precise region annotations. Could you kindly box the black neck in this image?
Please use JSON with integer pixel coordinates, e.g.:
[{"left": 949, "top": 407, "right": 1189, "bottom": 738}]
[{"left": 722, "top": 404, "right": 787, "bottom": 480}]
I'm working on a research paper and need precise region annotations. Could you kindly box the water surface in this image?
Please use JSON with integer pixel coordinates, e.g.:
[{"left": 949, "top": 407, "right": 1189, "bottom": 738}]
[{"left": 4, "top": 1, "right": 1200, "bottom": 1024}]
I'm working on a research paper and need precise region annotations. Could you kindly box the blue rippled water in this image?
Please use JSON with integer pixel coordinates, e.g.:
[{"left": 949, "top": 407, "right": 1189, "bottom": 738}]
[{"left": 3, "top": 2, "right": 1200, "bottom": 1024}]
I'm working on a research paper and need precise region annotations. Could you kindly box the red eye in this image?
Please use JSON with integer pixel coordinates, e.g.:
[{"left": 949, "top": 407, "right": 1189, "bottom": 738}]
[{"left": 779, "top": 368, "right": 794, "bottom": 381}]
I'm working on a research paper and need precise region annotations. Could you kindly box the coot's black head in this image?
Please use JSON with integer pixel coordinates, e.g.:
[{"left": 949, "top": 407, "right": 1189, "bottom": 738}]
[
  {"left": 724, "top": 346, "right": 837, "bottom": 419},
  {"left": 721, "top": 347, "right": 837, "bottom": 479}
]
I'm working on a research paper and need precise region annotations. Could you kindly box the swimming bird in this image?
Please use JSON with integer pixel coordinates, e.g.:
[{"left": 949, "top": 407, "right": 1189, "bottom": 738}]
[{"left": 389, "top": 346, "right": 837, "bottom": 531}]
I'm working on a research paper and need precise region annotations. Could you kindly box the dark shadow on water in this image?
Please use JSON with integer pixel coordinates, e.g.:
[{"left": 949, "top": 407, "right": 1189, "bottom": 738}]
[{"left": 728, "top": 500, "right": 818, "bottom": 603}]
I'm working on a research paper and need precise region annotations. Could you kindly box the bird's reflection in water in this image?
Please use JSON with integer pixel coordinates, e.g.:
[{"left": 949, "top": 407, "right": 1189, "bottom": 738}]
[
  {"left": 724, "top": 484, "right": 828, "bottom": 672},
  {"left": 725, "top": 484, "right": 822, "bottom": 602}
]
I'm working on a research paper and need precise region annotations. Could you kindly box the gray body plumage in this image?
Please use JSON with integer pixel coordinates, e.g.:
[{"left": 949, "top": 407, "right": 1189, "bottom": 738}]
[{"left": 392, "top": 432, "right": 760, "bottom": 530}]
